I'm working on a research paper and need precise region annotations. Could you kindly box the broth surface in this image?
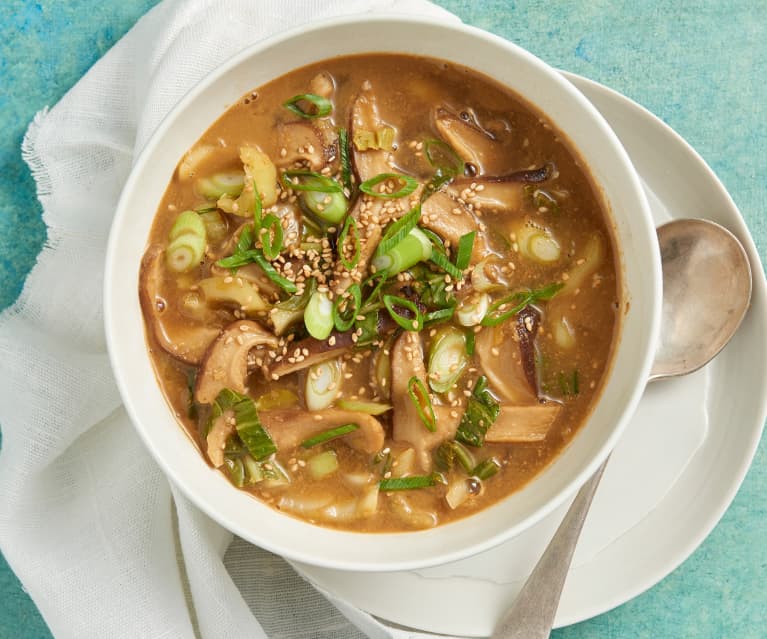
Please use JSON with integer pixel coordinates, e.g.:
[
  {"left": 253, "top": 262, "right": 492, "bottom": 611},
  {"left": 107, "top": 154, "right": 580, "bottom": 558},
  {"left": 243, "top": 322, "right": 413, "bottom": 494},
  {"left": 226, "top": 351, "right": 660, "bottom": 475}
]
[{"left": 140, "top": 54, "right": 619, "bottom": 532}]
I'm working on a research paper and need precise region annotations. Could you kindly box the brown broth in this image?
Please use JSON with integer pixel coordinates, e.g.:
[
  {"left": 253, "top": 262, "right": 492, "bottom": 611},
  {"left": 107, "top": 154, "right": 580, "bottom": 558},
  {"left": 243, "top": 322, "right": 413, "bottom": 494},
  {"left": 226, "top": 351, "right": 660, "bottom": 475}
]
[{"left": 140, "top": 53, "right": 620, "bottom": 532}]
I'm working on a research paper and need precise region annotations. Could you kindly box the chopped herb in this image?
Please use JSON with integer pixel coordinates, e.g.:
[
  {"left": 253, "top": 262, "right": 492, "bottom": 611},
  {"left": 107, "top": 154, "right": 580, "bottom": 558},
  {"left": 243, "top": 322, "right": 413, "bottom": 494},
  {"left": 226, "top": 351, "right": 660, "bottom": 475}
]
[
  {"left": 301, "top": 423, "right": 360, "bottom": 448},
  {"left": 481, "top": 282, "right": 564, "bottom": 327},
  {"left": 283, "top": 93, "right": 332, "bottom": 119},
  {"left": 472, "top": 457, "right": 501, "bottom": 480},
  {"left": 558, "top": 369, "right": 580, "bottom": 397},
  {"left": 465, "top": 329, "right": 476, "bottom": 356},
  {"left": 338, "top": 128, "right": 354, "bottom": 194},
  {"left": 359, "top": 173, "right": 418, "bottom": 199},
  {"left": 375, "top": 205, "right": 421, "bottom": 257},
  {"left": 337, "top": 214, "right": 361, "bottom": 270},
  {"left": 434, "top": 440, "right": 476, "bottom": 473},
  {"left": 259, "top": 213, "right": 283, "bottom": 260},
  {"left": 454, "top": 231, "right": 476, "bottom": 270},
  {"left": 455, "top": 376, "right": 501, "bottom": 447},
  {"left": 332, "top": 283, "right": 362, "bottom": 332},
  {"left": 379, "top": 474, "right": 442, "bottom": 491},
  {"left": 281, "top": 170, "right": 343, "bottom": 193},
  {"left": 383, "top": 294, "right": 424, "bottom": 331}
]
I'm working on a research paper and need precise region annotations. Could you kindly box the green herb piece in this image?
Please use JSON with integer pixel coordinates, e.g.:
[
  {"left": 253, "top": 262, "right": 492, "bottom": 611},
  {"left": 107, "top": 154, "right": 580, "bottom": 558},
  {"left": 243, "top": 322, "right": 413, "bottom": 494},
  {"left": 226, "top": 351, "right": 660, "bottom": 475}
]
[
  {"left": 427, "top": 326, "right": 468, "bottom": 393},
  {"left": 472, "top": 457, "right": 501, "bottom": 480},
  {"left": 304, "top": 290, "right": 334, "bottom": 340},
  {"left": 375, "top": 205, "right": 421, "bottom": 257},
  {"left": 301, "top": 423, "right": 360, "bottom": 448},
  {"left": 281, "top": 170, "right": 343, "bottom": 193},
  {"left": 383, "top": 294, "right": 424, "bottom": 331},
  {"left": 259, "top": 214, "right": 283, "bottom": 260},
  {"left": 224, "top": 457, "right": 245, "bottom": 487},
  {"left": 379, "top": 474, "right": 440, "bottom": 491},
  {"left": 359, "top": 269, "right": 390, "bottom": 314},
  {"left": 429, "top": 247, "right": 463, "bottom": 280},
  {"left": 283, "top": 93, "right": 332, "bottom": 119},
  {"left": 465, "top": 329, "right": 476, "bottom": 356},
  {"left": 338, "top": 127, "right": 353, "bottom": 194},
  {"left": 434, "top": 440, "right": 476, "bottom": 473},
  {"left": 352, "top": 312, "right": 380, "bottom": 348},
  {"left": 372, "top": 227, "right": 432, "bottom": 275},
  {"left": 253, "top": 253, "right": 297, "bottom": 294},
  {"left": 421, "top": 139, "right": 463, "bottom": 202},
  {"left": 213, "top": 389, "right": 277, "bottom": 460},
  {"left": 359, "top": 173, "right": 418, "bottom": 199},
  {"left": 454, "top": 231, "right": 476, "bottom": 270},
  {"left": 407, "top": 376, "right": 437, "bottom": 432},
  {"left": 481, "top": 282, "right": 564, "bottom": 327},
  {"left": 252, "top": 179, "right": 263, "bottom": 229},
  {"left": 332, "top": 283, "right": 362, "bottom": 332},
  {"left": 455, "top": 376, "right": 501, "bottom": 447},
  {"left": 423, "top": 307, "right": 455, "bottom": 325},
  {"left": 558, "top": 369, "right": 580, "bottom": 397},
  {"left": 338, "top": 215, "right": 361, "bottom": 270}
]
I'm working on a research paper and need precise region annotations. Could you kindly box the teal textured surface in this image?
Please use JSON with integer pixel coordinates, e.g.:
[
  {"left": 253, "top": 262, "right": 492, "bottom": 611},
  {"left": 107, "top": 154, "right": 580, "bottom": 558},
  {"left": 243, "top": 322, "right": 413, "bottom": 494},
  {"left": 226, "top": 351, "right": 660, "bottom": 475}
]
[{"left": 0, "top": 1, "right": 765, "bottom": 638}]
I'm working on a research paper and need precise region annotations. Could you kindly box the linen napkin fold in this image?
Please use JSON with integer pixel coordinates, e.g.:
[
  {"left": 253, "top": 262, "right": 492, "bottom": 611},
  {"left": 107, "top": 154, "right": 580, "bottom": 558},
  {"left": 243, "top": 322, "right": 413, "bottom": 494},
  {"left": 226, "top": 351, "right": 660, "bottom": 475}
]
[{"left": 0, "top": 1, "right": 465, "bottom": 637}]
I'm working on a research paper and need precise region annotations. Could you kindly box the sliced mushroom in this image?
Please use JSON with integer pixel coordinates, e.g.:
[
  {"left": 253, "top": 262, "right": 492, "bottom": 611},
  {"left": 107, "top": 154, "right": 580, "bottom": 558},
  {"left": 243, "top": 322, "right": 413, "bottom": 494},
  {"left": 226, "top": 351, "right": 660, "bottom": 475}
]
[
  {"left": 195, "top": 320, "right": 278, "bottom": 404},
  {"left": 269, "top": 331, "right": 355, "bottom": 379},
  {"left": 259, "top": 408, "right": 384, "bottom": 454},
  {"left": 391, "top": 331, "right": 461, "bottom": 471},
  {"left": 350, "top": 84, "right": 395, "bottom": 181},
  {"left": 420, "top": 191, "right": 489, "bottom": 264},
  {"left": 139, "top": 245, "right": 221, "bottom": 364},
  {"left": 433, "top": 106, "right": 507, "bottom": 175},
  {"left": 447, "top": 178, "right": 525, "bottom": 214},
  {"left": 475, "top": 319, "right": 538, "bottom": 404},
  {"left": 206, "top": 409, "right": 235, "bottom": 467},
  {"left": 309, "top": 71, "right": 335, "bottom": 99},
  {"left": 276, "top": 121, "right": 328, "bottom": 170},
  {"left": 484, "top": 403, "right": 561, "bottom": 443}
]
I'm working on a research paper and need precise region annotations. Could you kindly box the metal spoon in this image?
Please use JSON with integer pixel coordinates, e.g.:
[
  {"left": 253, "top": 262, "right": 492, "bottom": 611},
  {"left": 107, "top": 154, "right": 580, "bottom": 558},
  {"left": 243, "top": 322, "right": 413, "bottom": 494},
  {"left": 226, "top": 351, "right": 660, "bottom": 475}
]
[{"left": 492, "top": 218, "right": 753, "bottom": 639}]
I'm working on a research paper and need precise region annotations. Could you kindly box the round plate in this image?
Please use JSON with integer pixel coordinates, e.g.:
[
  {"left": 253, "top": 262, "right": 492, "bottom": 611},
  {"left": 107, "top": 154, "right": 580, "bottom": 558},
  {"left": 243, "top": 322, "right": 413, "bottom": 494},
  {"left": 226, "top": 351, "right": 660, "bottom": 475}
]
[{"left": 293, "top": 72, "right": 767, "bottom": 636}]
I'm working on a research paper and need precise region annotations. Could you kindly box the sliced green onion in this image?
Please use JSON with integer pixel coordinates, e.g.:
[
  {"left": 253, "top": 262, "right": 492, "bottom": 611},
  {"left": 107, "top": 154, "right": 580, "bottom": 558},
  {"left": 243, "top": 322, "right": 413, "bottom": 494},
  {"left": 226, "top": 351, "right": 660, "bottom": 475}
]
[
  {"left": 338, "top": 215, "right": 361, "bottom": 271},
  {"left": 282, "top": 170, "right": 343, "bottom": 193},
  {"left": 481, "top": 282, "right": 564, "bottom": 327},
  {"left": 332, "top": 283, "right": 361, "bottom": 332},
  {"left": 283, "top": 93, "right": 332, "bottom": 119},
  {"left": 359, "top": 270, "right": 390, "bottom": 313},
  {"left": 336, "top": 399, "right": 392, "bottom": 415},
  {"left": 303, "top": 190, "right": 349, "bottom": 224},
  {"left": 253, "top": 253, "right": 297, "bottom": 294},
  {"left": 301, "top": 423, "right": 360, "bottom": 448},
  {"left": 166, "top": 233, "right": 206, "bottom": 273},
  {"left": 465, "top": 329, "right": 476, "bottom": 356},
  {"left": 359, "top": 173, "right": 418, "bottom": 199},
  {"left": 435, "top": 440, "right": 476, "bottom": 473},
  {"left": 169, "top": 210, "right": 206, "bottom": 241},
  {"left": 196, "top": 172, "right": 245, "bottom": 200},
  {"left": 372, "top": 227, "right": 432, "bottom": 275},
  {"left": 198, "top": 209, "right": 228, "bottom": 244},
  {"left": 251, "top": 178, "right": 263, "bottom": 230},
  {"left": 307, "top": 449, "right": 339, "bottom": 479},
  {"left": 423, "top": 307, "right": 455, "bottom": 325},
  {"left": 305, "top": 359, "right": 342, "bottom": 411},
  {"left": 352, "top": 312, "right": 380, "bottom": 348},
  {"left": 454, "top": 231, "right": 476, "bottom": 270},
  {"left": 338, "top": 127, "right": 353, "bottom": 194},
  {"left": 427, "top": 326, "right": 469, "bottom": 393},
  {"left": 472, "top": 458, "right": 501, "bottom": 480},
  {"left": 305, "top": 290, "right": 334, "bottom": 340},
  {"left": 456, "top": 292, "right": 490, "bottom": 327},
  {"left": 455, "top": 376, "right": 501, "bottom": 448},
  {"left": 407, "top": 376, "right": 437, "bottom": 432},
  {"left": 429, "top": 248, "right": 463, "bottom": 280},
  {"left": 383, "top": 294, "right": 424, "bottom": 331},
  {"left": 379, "top": 474, "right": 439, "bottom": 491},
  {"left": 259, "top": 214, "right": 283, "bottom": 260},
  {"left": 424, "top": 139, "right": 464, "bottom": 175},
  {"left": 374, "top": 205, "right": 421, "bottom": 258}
]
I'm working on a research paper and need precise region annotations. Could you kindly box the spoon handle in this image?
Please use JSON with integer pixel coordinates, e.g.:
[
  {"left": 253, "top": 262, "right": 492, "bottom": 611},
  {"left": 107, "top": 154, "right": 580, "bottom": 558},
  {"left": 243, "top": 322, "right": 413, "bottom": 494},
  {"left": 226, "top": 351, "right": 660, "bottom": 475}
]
[{"left": 491, "top": 458, "right": 609, "bottom": 639}]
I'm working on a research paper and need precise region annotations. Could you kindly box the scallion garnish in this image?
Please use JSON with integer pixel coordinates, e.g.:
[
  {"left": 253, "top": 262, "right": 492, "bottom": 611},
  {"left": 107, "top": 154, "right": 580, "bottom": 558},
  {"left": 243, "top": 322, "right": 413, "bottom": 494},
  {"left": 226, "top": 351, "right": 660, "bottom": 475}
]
[
  {"left": 383, "top": 294, "right": 424, "bottom": 331},
  {"left": 481, "top": 282, "right": 564, "bottom": 327},
  {"left": 332, "top": 283, "right": 361, "bottom": 332},
  {"left": 338, "top": 127, "right": 353, "bottom": 194},
  {"left": 407, "top": 376, "right": 437, "bottom": 432},
  {"left": 281, "top": 170, "right": 343, "bottom": 193},
  {"left": 379, "top": 474, "right": 440, "bottom": 491},
  {"left": 465, "top": 329, "right": 476, "bottom": 356},
  {"left": 423, "top": 307, "right": 455, "bottom": 325},
  {"left": 435, "top": 440, "right": 476, "bottom": 473},
  {"left": 421, "top": 139, "right": 463, "bottom": 202},
  {"left": 429, "top": 248, "right": 463, "bottom": 280},
  {"left": 283, "top": 93, "right": 332, "bottom": 119},
  {"left": 374, "top": 205, "right": 421, "bottom": 258},
  {"left": 472, "top": 457, "right": 501, "bottom": 480},
  {"left": 455, "top": 376, "right": 501, "bottom": 447},
  {"left": 301, "top": 423, "right": 359, "bottom": 448},
  {"left": 259, "top": 214, "right": 283, "bottom": 260},
  {"left": 212, "top": 389, "right": 277, "bottom": 460},
  {"left": 253, "top": 253, "right": 297, "bottom": 294},
  {"left": 338, "top": 215, "right": 361, "bottom": 271},
  {"left": 359, "top": 173, "right": 418, "bottom": 199},
  {"left": 454, "top": 231, "right": 476, "bottom": 270},
  {"left": 359, "top": 269, "right": 390, "bottom": 314},
  {"left": 252, "top": 179, "right": 263, "bottom": 230}
]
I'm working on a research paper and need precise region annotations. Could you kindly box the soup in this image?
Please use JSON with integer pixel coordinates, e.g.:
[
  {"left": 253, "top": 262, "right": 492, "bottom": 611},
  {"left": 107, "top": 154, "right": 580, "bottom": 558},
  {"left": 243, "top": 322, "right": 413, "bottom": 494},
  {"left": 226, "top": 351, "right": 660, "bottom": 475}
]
[{"left": 139, "top": 54, "right": 619, "bottom": 531}]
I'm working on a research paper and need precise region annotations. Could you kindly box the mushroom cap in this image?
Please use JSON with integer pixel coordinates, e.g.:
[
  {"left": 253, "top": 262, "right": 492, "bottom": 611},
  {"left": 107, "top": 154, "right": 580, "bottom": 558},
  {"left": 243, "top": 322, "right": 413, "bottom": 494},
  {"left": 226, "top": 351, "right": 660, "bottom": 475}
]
[{"left": 195, "top": 319, "right": 278, "bottom": 404}]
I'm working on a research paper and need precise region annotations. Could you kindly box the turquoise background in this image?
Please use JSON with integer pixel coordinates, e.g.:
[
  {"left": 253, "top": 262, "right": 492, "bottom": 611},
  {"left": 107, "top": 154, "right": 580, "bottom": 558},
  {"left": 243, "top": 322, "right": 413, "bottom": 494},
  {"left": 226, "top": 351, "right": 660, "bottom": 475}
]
[{"left": 1, "top": 1, "right": 765, "bottom": 637}]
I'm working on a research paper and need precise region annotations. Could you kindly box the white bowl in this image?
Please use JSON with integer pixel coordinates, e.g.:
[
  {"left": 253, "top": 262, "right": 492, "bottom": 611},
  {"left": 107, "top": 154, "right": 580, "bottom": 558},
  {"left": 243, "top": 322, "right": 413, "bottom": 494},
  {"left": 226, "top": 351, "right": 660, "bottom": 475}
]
[{"left": 104, "top": 15, "right": 661, "bottom": 571}]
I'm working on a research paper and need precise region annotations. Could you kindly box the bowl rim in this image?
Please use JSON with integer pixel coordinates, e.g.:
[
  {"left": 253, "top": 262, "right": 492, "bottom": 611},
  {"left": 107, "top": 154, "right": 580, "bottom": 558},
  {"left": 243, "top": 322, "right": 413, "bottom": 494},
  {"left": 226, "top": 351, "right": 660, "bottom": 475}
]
[{"left": 104, "top": 12, "right": 662, "bottom": 571}]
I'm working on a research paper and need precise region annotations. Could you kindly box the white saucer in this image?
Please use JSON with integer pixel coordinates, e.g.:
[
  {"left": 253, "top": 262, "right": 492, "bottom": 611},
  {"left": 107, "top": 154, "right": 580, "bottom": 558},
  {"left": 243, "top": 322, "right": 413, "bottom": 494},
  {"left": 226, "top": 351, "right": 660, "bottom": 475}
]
[{"left": 294, "top": 73, "right": 767, "bottom": 636}]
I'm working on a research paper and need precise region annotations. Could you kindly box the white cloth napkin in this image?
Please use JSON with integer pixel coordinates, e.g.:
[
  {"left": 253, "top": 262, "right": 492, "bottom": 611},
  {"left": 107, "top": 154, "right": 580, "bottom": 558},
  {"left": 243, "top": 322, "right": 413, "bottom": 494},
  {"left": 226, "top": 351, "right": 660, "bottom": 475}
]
[{"left": 0, "top": 1, "right": 465, "bottom": 638}]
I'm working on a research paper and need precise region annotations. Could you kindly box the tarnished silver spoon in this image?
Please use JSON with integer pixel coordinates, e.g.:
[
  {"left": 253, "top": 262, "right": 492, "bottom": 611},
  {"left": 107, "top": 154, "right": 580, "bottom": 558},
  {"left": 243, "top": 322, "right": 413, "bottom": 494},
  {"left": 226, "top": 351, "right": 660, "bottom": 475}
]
[{"left": 492, "top": 218, "right": 753, "bottom": 639}]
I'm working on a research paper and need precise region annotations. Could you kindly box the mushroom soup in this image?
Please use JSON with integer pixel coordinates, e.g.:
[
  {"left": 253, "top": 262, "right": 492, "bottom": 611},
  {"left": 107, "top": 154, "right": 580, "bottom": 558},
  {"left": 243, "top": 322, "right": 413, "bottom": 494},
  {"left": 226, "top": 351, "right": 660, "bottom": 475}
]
[{"left": 139, "top": 54, "right": 620, "bottom": 531}]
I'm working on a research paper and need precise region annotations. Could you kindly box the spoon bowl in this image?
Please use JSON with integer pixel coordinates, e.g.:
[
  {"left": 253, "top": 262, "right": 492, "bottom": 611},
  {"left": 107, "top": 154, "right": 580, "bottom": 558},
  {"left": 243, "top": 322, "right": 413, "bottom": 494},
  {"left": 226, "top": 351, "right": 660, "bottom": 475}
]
[{"left": 493, "top": 217, "right": 753, "bottom": 639}]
